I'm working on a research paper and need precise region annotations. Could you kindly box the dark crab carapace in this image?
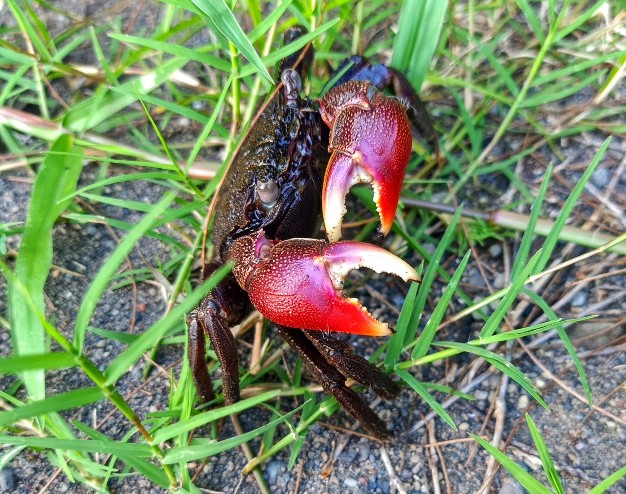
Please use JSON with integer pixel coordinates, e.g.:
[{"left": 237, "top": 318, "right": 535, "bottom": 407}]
[{"left": 187, "top": 29, "right": 437, "bottom": 440}]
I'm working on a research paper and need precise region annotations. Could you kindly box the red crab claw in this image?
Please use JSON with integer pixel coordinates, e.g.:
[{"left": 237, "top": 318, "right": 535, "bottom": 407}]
[
  {"left": 230, "top": 231, "right": 419, "bottom": 337},
  {"left": 318, "top": 81, "right": 413, "bottom": 242}
]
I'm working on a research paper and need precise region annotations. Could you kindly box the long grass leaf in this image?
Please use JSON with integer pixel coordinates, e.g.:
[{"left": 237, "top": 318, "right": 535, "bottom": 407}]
[
  {"left": 411, "top": 250, "right": 471, "bottom": 359},
  {"left": 73, "top": 192, "right": 177, "bottom": 353},
  {"left": 0, "top": 353, "right": 75, "bottom": 374},
  {"left": 0, "top": 435, "right": 152, "bottom": 458},
  {"left": 8, "top": 135, "right": 82, "bottom": 400},
  {"left": 526, "top": 414, "right": 564, "bottom": 494},
  {"left": 162, "top": 404, "right": 303, "bottom": 463},
  {"left": 396, "top": 369, "right": 457, "bottom": 430},
  {"left": 392, "top": 0, "right": 448, "bottom": 91},
  {"left": 0, "top": 387, "right": 103, "bottom": 427}
]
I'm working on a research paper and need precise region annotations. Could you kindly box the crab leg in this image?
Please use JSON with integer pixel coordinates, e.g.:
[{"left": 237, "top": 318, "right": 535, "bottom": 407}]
[
  {"left": 319, "top": 81, "right": 413, "bottom": 242},
  {"left": 229, "top": 231, "right": 419, "bottom": 337}
]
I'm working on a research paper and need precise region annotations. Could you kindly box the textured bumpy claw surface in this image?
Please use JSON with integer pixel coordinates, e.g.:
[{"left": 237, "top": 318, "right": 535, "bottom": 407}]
[
  {"left": 319, "top": 81, "right": 413, "bottom": 242},
  {"left": 229, "top": 231, "right": 419, "bottom": 336}
]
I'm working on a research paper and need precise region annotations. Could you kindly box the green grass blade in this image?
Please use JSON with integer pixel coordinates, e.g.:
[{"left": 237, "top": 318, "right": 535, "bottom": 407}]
[
  {"left": 0, "top": 353, "right": 76, "bottom": 374},
  {"left": 411, "top": 250, "right": 471, "bottom": 360},
  {"left": 152, "top": 391, "right": 281, "bottom": 443},
  {"left": 0, "top": 387, "right": 104, "bottom": 427},
  {"left": 384, "top": 280, "right": 419, "bottom": 369},
  {"left": 63, "top": 57, "right": 187, "bottom": 132},
  {"left": 391, "top": 0, "right": 448, "bottom": 91},
  {"left": 8, "top": 135, "right": 83, "bottom": 400},
  {"left": 588, "top": 465, "right": 626, "bottom": 494},
  {"left": 522, "top": 288, "right": 592, "bottom": 404},
  {"left": 470, "top": 434, "right": 553, "bottom": 494},
  {"left": 189, "top": 0, "right": 272, "bottom": 83},
  {"left": 435, "top": 341, "right": 548, "bottom": 409},
  {"left": 162, "top": 403, "right": 304, "bottom": 463},
  {"left": 535, "top": 138, "right": 610, "bottom": 273},
  {"left": 396, "top": 369, "right": 457, "bottom": 430},
  {"left": 109, "top": 34, "right": 230, "bottom": 72},
  {"left": 73, "top": 192, "right": 177, "bottom": 353},
  {"left": 480, "top": 250, "right": 541, "bottom": 338},
  {"left": 404, "top": 206, "right": 463, "bottom": 348},
  {"left": 511, "top": 164, "right": 552, "bottom": 281},
  {"left": 526, "top": 413, "right": 564, "bottom": 494},
  {"left": 0, "top": 435, "right": 152, "bottom": 458}
]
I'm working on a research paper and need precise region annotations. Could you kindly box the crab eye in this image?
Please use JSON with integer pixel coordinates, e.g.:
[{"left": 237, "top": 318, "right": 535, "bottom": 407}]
[{"left": 257, "top": 179, "right": 279, "bottom": 208}]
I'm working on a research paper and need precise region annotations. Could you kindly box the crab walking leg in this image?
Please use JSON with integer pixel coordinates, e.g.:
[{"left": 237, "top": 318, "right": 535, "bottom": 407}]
[
  {"left": 278, "top": 326, "right": 393, "bottom": 440},
  {"left": 187, "top": 267, "right": 250, "bottom": 405},
  {"left": 319, "top": 81, "right": 413, "bottom": 242},
  {"left": 304, "top": 330, "right": 400, "bottom": 401},
  {"left": 229, "top": 231, "right": 419, "bottom": 336}
]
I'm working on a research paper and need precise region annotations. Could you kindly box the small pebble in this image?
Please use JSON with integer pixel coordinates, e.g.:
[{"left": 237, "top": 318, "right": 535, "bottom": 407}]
[
  {"left": 517, "top": 395, "right": 529, "bottom": 410},
  {"left": 591, "top": 167, "right": 610, "bottom": 188},
  {"left": 499, "top": 478, "right": 524, "bottom": 494},
  {"left": 489, "top": 244, "right": 502, "bottom": 257},
  {"left": 343, "top": 477, "right": 358, "bottom": 488}
]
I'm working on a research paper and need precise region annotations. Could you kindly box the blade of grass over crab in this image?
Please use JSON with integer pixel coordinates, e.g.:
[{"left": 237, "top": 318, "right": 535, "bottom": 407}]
[
  {"left": 411, "top": 250, "right": 471, "bottom": 360},
  {"left": 470, "top": 434, "right": 553, "bottom": 494},
  {"left": 526, "top": 414, "right": 565, "bottom": 494},
  {"left": 189, "top": 0, "right": 272, "bottom": 83},
  {"left": 8, "top": 135, "right": 82, "bottom": 401},
  {"left": 395, "top": 369, "right": 457, "bottom": 430},
  {"left": 391, "top": 0, "right": 448, "bottom": 91},
  {"left": 162, "top": 402, "right": 305, "bottom": 464},
  {"left": 522, "top": 288, "right": 591, "bottom": 404}
]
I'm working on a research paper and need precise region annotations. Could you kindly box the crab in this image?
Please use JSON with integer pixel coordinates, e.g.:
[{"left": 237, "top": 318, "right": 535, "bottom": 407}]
[{"left": 187, "top": 27, "right": 437, "bottom": 440}]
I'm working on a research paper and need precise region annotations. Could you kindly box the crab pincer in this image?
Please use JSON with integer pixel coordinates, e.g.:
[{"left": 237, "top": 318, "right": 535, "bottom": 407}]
[
  {"left": 318, "top": 81, "right": 413, "bottom": 242},
  {"left": 229, "top": 231, "right": 419, "bottom": 336}
]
